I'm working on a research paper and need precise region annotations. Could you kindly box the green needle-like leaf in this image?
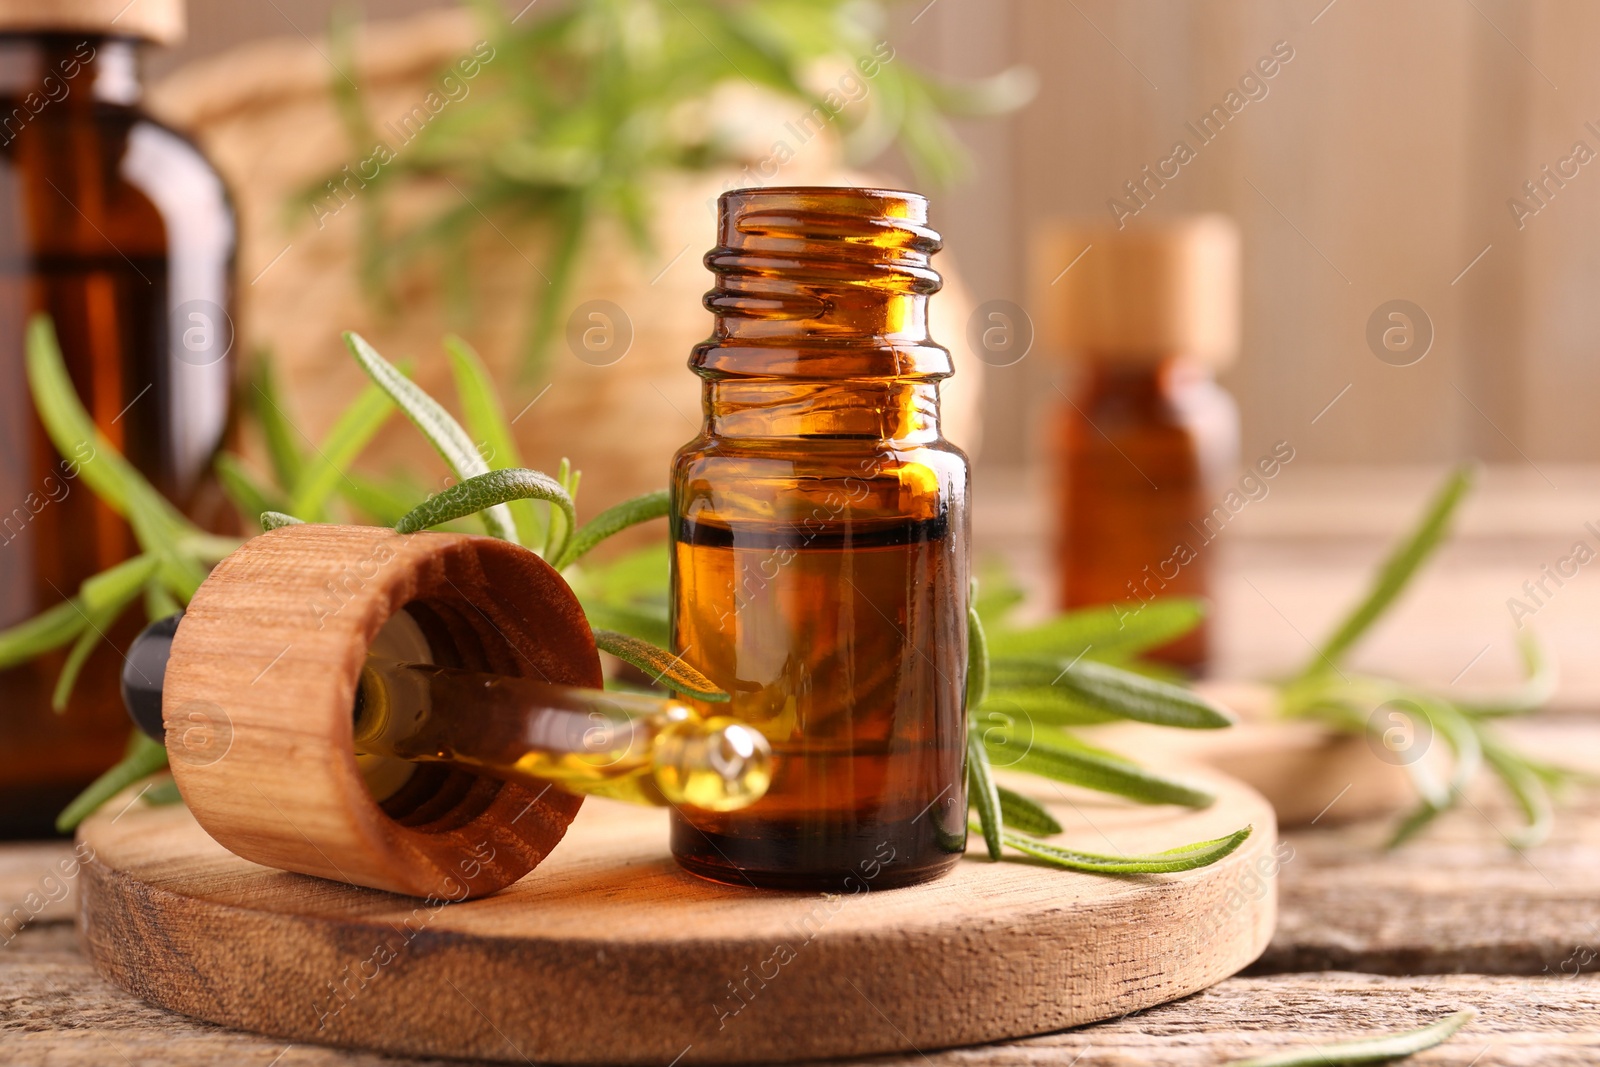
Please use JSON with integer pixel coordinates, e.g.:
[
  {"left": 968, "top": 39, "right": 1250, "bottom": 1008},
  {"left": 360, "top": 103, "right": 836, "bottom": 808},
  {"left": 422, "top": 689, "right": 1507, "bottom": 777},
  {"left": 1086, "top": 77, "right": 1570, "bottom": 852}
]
[
  {"left": 214, "top": 452, "right": 283, "bottom": 522},
  {"left": 1484, "top": 742, "right": 1553, "bottom": 849},
  {"left": 996, "top": 785, "right": 1063, "bottom": 837},
  {"left": 580, "top": 601, "right": 671, "bottom": 649},
  {"left": 250, "top": 356, "right": 306, "bottom": 493},
  {"left": 1222, "top": 1007, "right": 1476, "bottom": 1067},
  {"left": 51, "top": 611, "right": 111, "bottom": 712},
  {"left": 985, "top": 597, "right": 1205, "bottom": 663},
  {"left": 1386, "top": 800, "right": 1444, "bottom": 849},
  {"left": 344, "top": 331, "right": 514, "bottom": 540},
  {"left": 556, "top": 490, "right": 671, "bottom": 570},
  {"left": 1001, "top": 824, "right": 1252, "bottom": 874},
  {"left": 0, "top": 598, "right": 91, "bottom": 670},
  {"left": 55, "top": 733, "right": 169, "bottom": 832},
  {"left": 444, "top": 333, "right": 544, "bottom": 548},
  {"left": 287, "top": 378, "right": 397, "bottom": 520},
  {"left": 394, "top": 469, "right": 575, "bottom": 542},
  {"left": 966, "top": 588, "right": 990, "bottom": 711},
  {"left": 49, "top": 554, "right": 158, "bottom": 710},
  {"left": 1457, "top": 629, "right": 1557, "bottom": 718},
  {"left": 25, "top": 316, "right": 190, "bottom": 544},
  {"left": 79, "top": 552, "right": 160, "bottom": 615},
  {"left": 1307, "top": 465, "right": 1474, "bottom": 675},
  {"left": 997, "top": 734, "right": 1217, "bottom": 808},
  {"left": 143, "top": 581, "right": 180, "bottom": 621},
  {"left": 591, "top": 630, "right": 728, "bottom": 702},
  {"left": 998, "top": 657, "right": 1234, "bottom": 730},
  {"left": 144, "top": 776, "right": 183, "bottom": 806},
  {"left": 967, "top": 731, "right": 1003, "bottom": 860}
]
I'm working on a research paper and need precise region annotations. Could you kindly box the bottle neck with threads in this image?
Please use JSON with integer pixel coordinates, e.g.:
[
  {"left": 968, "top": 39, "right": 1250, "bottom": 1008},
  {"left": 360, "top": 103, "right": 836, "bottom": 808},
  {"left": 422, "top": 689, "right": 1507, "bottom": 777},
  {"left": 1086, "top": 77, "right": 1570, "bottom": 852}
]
[{"left": 693, "top": 186, "right": 950, "bottom": 444}]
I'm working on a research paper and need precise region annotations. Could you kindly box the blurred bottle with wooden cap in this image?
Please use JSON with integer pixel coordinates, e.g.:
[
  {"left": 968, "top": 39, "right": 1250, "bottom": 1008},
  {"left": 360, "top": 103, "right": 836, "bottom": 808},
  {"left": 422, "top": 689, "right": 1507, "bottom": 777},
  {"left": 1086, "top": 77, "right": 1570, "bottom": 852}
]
[
  {"left": 0, "top": 0, "right": 235, "bottom": 834},
  {"left": 1033, "top": 215, "right": 1240, "bottom": 672}
]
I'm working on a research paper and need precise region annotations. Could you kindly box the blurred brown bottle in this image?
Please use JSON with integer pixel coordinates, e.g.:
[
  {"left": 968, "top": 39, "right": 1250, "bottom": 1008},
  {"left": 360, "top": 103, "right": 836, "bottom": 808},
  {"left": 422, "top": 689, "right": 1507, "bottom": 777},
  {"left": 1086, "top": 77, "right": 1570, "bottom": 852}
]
[
  {"left": 1036, "top": 216, "right": 1239, "bottom": 672},
  {"left": 0, "top": 1, "right": 235, "bottom": 835}
]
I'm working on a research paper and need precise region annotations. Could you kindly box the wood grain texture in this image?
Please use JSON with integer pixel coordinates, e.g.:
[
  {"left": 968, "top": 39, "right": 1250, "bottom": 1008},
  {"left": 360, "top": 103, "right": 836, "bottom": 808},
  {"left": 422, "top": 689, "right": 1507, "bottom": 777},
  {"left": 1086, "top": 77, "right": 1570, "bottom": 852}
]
[
  {"left": 76, "top": 768, "right": 1276, "bottom": 1064},
  {"left": 167, "top": 525, "right": 600, "bottom": 898},
  {"left": 8, "top": 936, "right": 1597, "bottom": 1067},
  {"left": 1260, "top": 720, "right": 1600, "bottom": 977}
]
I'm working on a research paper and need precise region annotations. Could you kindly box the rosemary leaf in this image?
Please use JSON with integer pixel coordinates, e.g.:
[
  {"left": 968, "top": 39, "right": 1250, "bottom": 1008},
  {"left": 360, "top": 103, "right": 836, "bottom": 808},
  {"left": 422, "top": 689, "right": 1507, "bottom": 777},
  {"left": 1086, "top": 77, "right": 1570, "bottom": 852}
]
[
  {"left": 0, "top": 599, "right": 91, "bottom": 670},
  {"left": 80, "top": 553, "right": 160, "bottom": 614},
  {"left": 1001, "top": 824, "right": 1252, "bottom": 874},
  {"left": 1420, "top": 696, "right": 1483, "bottom": 800},
  {"left": 49, "top": 554, "right": 159, "bottom": 710},
  {"left": 996, "top": 785, "right": 1062, "bottom": 837},
  {"left": 394, "top": 469, "right": 574, "bottom": 544},
  {"left": 984, "top": 597, "right": 1204, "bottom": 663},
  {"left": 1483, "top": 742, "right": 1554, "bottom": 849},
  {"left": 55, "top": 732, "right": 169, "bottom": 833},
  {"left": 337, "top": 472, "right": 430, "bottom": 528},
  {"left": 144, "top": 776, "right": 183, "bottom": 806},
  {"left": 214, "top": 452, "right": 283, "bottom": 522},
  {"left": 556, "top": 490, "right": 671, "bottom": 570},
  {"left": 545, "top": 458, "right": 574, "bottom": 559},
  {"left": 968, "top": 730, "right": 1003, "bottom": 860},
  {"left": 966, "top": 588, "right": 990, "bottom": 710},
  {"left": 1306, "top": 464, "right": 1474, "bottom": 676},
  {"left": 249, "top": 357, "right": 306, "bottom": 493},
  {"left": 1386, "top": 801, "right": 1443, "bottom": 850},
  {"left": 26, "top": 316, "right": 190, "bottom": 545},
  {"left": 343, "top": 331, "right": 515, "bottom": 540},
  {"left": 1045, "top": 657, "right": 1234, "bottom": 730},
  {"left": 1457, "top": 629, "right": 1557, "bottom": 718},
  {"left": 143, "top": 581, "right": 180, "bottom": 621},
  {"left": 973, "top": 557, "right": 1025, "bottom": 621},
  {"left": 287, "top": 377, "right": 397, "bottom": 520},
  {"left": 1399, "top": 750, "right": 1452, "bottom": 812},
  {"left": 579, "top": 601, "right": 671, "bottom": 649},
  {"left": 50, "top": 612, "right": 111, "bottom": 712},
  {"left": 997, "top": 734, "right": 1217, "bottom": 808},
  {"left": 591, "top": 629, "right": 728, "bottom": 702},
  {"left": 444, "top": 333, "right": 544, "bottom": 549},
  {"left": 1222, "top": 1007, "right": 1476, "bottom": 1067},
  {"left": 978, "top": 683, "right": 1118, "bottom": 727},
  {"left": 260, "top": 512, "right": 305, "bottom": 532}
]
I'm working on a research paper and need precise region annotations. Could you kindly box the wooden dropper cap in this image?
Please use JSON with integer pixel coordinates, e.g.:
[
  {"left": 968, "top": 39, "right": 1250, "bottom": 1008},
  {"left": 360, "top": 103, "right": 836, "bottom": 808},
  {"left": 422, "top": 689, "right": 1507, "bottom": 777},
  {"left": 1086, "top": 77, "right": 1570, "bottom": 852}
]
[
  {"left": 0, "top": 0, "right": 185, "bottom": 44},
  {"left": 1035, "top": 215, "right": 1240, "bottom": 368},
  {"left": 163, "top": 525, "right": 601, "bottom": 899}
]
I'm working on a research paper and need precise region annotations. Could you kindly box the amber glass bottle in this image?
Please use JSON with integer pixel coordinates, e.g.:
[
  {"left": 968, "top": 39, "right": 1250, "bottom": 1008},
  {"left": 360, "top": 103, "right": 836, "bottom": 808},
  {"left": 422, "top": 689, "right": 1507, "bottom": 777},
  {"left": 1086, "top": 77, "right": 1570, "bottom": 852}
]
[
  {"left": 1040, "top": 217, "right": 1239, "bottom": 672},
  {"left": 0, "top": 2, "right": 235, "bottom": 835},
  {"left": 670, "top": 187, "right": 969, "bottom": 890}
]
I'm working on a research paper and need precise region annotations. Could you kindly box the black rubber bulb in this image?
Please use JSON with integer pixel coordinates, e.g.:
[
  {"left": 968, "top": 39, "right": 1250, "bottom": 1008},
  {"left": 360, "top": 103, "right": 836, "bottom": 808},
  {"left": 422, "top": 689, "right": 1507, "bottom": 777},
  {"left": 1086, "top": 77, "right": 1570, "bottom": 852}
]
[{"left": 123, "top": 612, "right": 181, "bottom": 743}]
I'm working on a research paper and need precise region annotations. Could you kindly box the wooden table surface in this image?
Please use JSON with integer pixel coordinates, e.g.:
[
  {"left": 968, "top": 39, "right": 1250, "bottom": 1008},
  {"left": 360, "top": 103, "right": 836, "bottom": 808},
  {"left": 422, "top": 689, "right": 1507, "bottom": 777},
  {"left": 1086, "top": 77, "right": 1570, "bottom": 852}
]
[{"left": 5, "top": 464, "right": 1600, "bottom": 1065}]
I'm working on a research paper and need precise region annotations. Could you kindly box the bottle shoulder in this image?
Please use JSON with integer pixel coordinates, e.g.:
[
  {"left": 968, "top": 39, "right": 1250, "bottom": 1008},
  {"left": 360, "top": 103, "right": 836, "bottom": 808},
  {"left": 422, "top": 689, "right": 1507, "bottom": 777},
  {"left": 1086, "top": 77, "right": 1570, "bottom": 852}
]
[{"left": 0, "top": 105, "right": 236, "bottom": 258}]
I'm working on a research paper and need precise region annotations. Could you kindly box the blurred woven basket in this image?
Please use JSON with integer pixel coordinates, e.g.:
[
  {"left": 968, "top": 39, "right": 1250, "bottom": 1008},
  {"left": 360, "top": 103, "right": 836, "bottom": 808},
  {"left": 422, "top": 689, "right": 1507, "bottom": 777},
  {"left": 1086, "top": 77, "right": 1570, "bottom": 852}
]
[{"left": 149, "top": 7, "right": 985, "bottom": 522}]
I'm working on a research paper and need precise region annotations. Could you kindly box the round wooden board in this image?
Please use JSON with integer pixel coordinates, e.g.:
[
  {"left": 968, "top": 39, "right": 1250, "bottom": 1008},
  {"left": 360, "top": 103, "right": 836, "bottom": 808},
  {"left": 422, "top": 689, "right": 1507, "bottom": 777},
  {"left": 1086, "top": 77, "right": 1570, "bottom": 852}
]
[{"left": 79, "top": 768, "right": 1277, "bottom": 1065}]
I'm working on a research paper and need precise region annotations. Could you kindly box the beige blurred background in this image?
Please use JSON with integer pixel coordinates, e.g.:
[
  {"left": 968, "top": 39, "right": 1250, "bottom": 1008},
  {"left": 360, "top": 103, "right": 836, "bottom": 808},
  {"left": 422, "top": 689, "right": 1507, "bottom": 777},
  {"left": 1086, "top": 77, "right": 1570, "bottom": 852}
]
[{"left": 149, "top": 0, "right": 1598, "bottom": 481}]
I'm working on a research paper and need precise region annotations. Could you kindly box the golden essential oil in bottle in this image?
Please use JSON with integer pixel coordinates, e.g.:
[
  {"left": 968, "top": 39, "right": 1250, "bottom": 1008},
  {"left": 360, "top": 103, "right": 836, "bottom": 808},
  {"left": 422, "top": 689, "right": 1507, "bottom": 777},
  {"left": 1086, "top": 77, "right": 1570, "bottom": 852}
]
[
  {"left": 1036, "top": 216, "right": 1240, "bottom": 672},
  {"left": 670, "top": 187, "right": 970, "bottom": 890}
]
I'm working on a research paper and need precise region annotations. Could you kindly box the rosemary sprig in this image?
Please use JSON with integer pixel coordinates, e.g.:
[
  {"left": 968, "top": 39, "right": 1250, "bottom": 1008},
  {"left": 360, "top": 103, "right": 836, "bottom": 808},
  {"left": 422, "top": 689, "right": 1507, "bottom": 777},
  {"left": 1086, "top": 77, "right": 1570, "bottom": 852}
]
[
  {"left": 1223, "top": 1007, "right": 1476, "bottom": 1067},
  {"left": 3, "top": 322, "right": 706, "bottom": 830},
  {"left": 317, "top": 0, "right": 1035, "bottom": 371},
  {"left": 1280, "top": 464, "right": 1592, "bottom": 847},
  {"left": 12, "top": 320, "right": 1250, "bottom": 873}
]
